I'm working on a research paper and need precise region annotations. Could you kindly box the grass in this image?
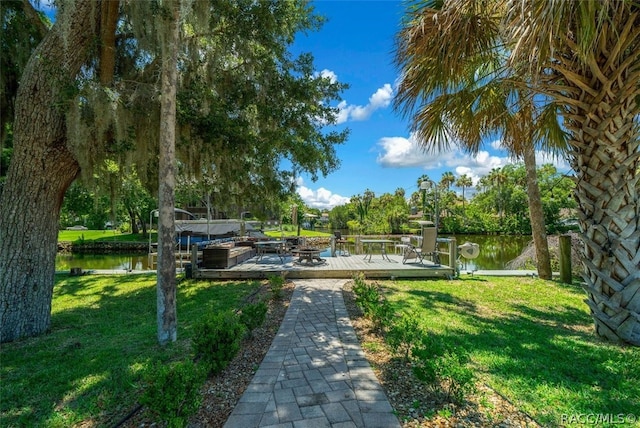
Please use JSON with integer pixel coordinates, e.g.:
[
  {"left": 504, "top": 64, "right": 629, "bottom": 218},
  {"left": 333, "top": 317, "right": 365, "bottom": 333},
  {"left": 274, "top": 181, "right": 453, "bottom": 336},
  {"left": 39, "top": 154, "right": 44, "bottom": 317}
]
[
  {"left": 0, "top": 273, "right": 261, "bottom": 427},
  {"left": 58, "top": 228, "right": 331, "bottom": 243},
  {"left": 58, "top": 230, "right": 155, "bottom": 243},
  {"left": 264, "top": 228, "right": 332, "bottom": 238},
  {"left": 378, "top": 276, "right": 640, "bottom": 427},
  {"left": 3, "top": 274, "right": 638, "bottom": 427}
]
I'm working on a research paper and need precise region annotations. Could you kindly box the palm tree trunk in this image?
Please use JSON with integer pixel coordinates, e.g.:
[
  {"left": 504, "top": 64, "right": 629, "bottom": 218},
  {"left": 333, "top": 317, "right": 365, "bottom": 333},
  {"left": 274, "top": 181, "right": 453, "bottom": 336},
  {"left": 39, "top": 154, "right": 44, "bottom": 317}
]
[
  {"left": 566, "top": 89, "right": 640, "bottom": 346},
  {"left": 523, "top": 144, "right": 552, "bottom": 279},
  {"left": 571, "top": 136, "right": 640, "bottom": 346}
]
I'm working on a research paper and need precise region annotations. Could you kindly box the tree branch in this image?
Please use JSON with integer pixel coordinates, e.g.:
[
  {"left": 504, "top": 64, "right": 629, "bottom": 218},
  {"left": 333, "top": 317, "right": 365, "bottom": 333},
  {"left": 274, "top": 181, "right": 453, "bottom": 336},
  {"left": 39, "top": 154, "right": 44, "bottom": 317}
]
[{"left": 21, "top": 0, "right": 49, "bottom": 38}]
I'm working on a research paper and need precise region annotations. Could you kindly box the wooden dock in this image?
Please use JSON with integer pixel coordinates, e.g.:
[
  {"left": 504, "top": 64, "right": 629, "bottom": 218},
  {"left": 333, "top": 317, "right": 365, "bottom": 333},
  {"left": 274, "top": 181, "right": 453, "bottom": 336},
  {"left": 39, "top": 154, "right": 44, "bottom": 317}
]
[{"left": 192, "top": 252, "right": 456, "bottom": 280}]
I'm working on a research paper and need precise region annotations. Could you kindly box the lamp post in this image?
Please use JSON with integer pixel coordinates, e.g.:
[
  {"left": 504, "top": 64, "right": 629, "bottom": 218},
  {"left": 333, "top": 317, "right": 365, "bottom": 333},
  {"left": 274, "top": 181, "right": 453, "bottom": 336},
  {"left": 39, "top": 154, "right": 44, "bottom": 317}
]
[
  {"left": 420, "top": 180, "right": 439, "bottom": 230},
  {"left": 420, "top": 180, "right": 429, "bottom": 220}
]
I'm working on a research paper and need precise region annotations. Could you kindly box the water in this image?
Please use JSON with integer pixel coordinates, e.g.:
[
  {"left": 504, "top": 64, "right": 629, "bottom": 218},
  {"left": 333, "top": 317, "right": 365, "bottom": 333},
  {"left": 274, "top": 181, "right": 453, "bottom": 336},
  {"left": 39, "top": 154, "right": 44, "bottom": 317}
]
[
  {"left": 55, "top": 234, "right": 531, "bottom": 272},
  {"left": 56, "top": 253, "right": 152, "bottom": 271},
  {"left": 448, "top": 234, "right": 532, "bottom": 271}
]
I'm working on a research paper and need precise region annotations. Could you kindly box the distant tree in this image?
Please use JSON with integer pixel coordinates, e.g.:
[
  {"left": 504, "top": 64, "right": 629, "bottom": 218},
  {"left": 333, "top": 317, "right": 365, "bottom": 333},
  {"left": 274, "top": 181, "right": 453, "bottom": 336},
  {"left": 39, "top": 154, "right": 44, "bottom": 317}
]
[
  {"left": 352, "top": 190, "right": 374, "bottom": 233},
  {"left": 386, "top": 191, "right": 409, "bottom": 234},
  {"left": 328, "top": 204, "right": 350, "bottom": 230},
  {"left": 455, "top": 174, "right": 473, "bottom": 220},
  {"left": 440, "top": 171, "right": 455, "bottom": 190}
]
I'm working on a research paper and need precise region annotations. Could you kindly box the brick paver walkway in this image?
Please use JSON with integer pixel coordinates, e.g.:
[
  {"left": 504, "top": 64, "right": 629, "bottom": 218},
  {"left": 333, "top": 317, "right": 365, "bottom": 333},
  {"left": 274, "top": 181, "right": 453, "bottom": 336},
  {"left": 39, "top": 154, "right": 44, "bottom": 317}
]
[{"left": 223, "top": 279, "right": 401, "bottom": 428}]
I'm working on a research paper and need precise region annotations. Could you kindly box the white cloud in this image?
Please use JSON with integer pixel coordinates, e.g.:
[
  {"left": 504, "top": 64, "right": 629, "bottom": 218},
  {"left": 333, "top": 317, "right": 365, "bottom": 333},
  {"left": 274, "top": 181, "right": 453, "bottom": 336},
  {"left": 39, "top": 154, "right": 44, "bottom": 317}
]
[
  {"left": 454, "top": 166, "right": 481, "bottom": 185},
  {"left": 376, "top": 135, "right": 427, "bottom": 167},
  {"left": 490, "top": 139, "right": 504, "bottom": 150},
  {"left": 376, "top": 133, "right": 459, "bottom": 168},
  {"left": 376, "top": 133, "right": 511, "bottom": 182},
  {"left": 487, "top": 138, "right": 571, "bottom": 172},
  {"left": 335, "top": 100, "right": 351, "bottom": 124},
  {"left": 317, "top": 69, "right": 338, "bottom": 84},
  {"left": 376, "top": 132, "right": 576, "bottom": 182},
  {"left": 314, "top": 70, "right": 393, "bottom": 125},
  {"left": 456, "top": 151, "right": 508, "bottom": 184},
  {"left": 535, "top": 150, "right": 571, "bottom": 171},
  {"left": 296, "top": 178, "right": 350, "bottom": 210},
  {"left": 335, "top": 83, "right": 394, "bottom": 124}
]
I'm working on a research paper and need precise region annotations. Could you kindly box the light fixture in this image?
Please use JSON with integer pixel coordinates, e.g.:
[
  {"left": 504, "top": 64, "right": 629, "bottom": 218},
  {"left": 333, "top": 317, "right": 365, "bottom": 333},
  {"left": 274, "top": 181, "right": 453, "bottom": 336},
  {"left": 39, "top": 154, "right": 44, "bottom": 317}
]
[{"left": 419, "top": 179, "right": 438, "bottom": 229}]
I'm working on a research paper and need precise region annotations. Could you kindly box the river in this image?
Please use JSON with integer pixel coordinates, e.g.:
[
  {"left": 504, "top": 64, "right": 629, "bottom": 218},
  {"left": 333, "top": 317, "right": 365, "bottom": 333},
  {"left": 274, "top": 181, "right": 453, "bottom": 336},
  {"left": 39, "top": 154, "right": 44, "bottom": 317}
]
[{"left": 55, "top": 234, "right": 532, "bottom": 272}]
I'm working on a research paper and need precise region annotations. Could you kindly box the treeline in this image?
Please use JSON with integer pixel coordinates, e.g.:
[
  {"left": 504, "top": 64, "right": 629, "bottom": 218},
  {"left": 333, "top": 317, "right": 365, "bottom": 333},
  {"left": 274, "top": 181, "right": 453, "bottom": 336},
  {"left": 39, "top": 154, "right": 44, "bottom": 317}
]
[
  {"left": 59, "top": 162, "right": 576, "bottom": 237},
  {"left": 326, "top": 163, "right": 576, "bottom": 236}
]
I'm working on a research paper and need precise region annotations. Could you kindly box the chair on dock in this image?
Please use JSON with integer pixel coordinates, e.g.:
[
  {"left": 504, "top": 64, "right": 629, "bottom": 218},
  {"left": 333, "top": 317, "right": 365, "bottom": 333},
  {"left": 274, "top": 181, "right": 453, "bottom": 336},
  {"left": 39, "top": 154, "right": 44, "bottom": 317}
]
[
  {"left": 402, "top": 227, "right": 439, "bottom": 266},
  {"left": 334, "top": 231, "right": 349, "bottom": 256},
  {"left": 394, "top": 236, "right": 411, "bottom": 254}
]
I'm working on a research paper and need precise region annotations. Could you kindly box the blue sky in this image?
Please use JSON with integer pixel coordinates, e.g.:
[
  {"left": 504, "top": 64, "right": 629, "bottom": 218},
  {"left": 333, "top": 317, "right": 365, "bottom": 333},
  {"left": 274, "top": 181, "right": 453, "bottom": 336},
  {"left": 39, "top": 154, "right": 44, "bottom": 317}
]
[{"left": 292, "top": 0, "right": 569, "bottom": 210}]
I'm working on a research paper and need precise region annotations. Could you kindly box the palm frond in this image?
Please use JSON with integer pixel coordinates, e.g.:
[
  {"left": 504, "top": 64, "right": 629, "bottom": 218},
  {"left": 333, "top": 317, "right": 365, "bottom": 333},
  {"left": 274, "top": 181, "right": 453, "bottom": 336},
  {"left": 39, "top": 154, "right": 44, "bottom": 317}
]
[
  {"left": 534, "top": 102, "right": 568, "bottom": 154},
  {"left": 394, "top": 0, "right": 502, "bottom": 116}
]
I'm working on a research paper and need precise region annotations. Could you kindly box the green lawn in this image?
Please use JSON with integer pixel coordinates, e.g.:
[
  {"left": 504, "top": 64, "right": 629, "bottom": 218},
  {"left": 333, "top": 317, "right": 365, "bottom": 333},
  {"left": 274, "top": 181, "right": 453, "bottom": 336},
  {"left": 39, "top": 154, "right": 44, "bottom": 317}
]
[
  {"left": 0, "top": 274, "right": 261, "bottom": 427},
  {"left": 379, "top": 277, "right": 640, "bottom": 426},
  {"left": 58, "top": 230, "right": 154, "bottom": 243},
  {"left": 264, "top": 229, "right": 332, "bottom": 238},
  {"left": 3, "top": 275, "right": 638, "bottom": 427},
  {"left": 57, "top": 228, "right": 329, "bottom": 243}
]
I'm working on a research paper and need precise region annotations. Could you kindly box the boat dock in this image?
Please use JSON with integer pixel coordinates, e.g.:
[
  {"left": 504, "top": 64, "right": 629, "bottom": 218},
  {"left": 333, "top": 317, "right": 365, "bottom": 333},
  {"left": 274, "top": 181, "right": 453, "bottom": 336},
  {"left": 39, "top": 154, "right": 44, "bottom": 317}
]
[{"left": 192, "top": 252, "right": 456, "bottom": 280}]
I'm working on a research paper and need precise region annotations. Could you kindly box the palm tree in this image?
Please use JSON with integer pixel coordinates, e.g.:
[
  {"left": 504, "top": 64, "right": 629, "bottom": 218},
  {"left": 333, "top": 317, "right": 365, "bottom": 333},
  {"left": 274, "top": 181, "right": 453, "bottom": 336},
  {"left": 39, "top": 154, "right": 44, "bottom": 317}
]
[
  {"left": 504, "top": 1, "right": 640, "bottom": 346},
  {"left": 440, "top": 171, "right": 456, "bottom": 190},
  {"left": 455, "top": 174, "right": 473, "bottom": 220},
  {"left": 393, "top": 0, "right": 556, "bottom": 280},
  {"left": 396, "top": 0, "right": 640, "bottom": 346},
  {"left": 488, "top": 168, "right": 508, "bottom": 223}
]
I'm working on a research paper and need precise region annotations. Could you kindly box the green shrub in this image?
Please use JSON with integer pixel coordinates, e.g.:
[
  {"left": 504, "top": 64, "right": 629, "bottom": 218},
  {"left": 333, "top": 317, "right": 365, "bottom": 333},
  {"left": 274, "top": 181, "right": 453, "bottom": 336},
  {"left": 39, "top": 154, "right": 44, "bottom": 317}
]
[
  {"left": 435, "top": 349, "right": 476, "bottom": 402},
  {"left": 239, "top": 301, "right": 268, "bottom": 332},
  {"left": 370, "top": 298, "right": 394, "bottom": 331},
  {"left": 351, "top": 273, "right": 393, "bottom": 330},
  {"left": 139, "top": 360, "right": 205, "bottom": 428},
  {"left": 386, "top": 312, "right": 423, "bottom": 361},
  {"left": 351, "top": 273, "right": 380, "bottom": 315},
  {"left": 411, "top": 335, "right": 476, "bottom": 403},
  {"left": 268, "top": 274, "right": 285, "bottom": 300},
  {"left": 192, "top": 310, "right": 246, "bottom": 374}
]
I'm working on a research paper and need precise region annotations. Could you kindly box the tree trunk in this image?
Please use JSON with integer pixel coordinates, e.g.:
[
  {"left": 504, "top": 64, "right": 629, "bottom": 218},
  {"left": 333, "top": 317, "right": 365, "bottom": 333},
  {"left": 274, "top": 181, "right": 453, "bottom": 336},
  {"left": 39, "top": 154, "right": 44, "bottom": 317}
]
[
  {"left": 570, "top": 124, "right": 640, "bottom": 346},
  {"left": 522, "top": 143, "right": 552, "bottom": 280},
  {"left": 137, "top": 211, "right": 148, "bottom": 236},
  {"left": 156, "top": 0, "right": 180, "bottom": 345},
  {"left": 0, "top": 2, "right": 100, "bottom": 343},
  {"left": 99, "top": 0, "right": 120, "bottom": 85},
  {"left": 127, "top": 208, "right": 140, "bottom": 234},
  {"left": 563, "top": 67, "right": 640, "bottom": 346}
]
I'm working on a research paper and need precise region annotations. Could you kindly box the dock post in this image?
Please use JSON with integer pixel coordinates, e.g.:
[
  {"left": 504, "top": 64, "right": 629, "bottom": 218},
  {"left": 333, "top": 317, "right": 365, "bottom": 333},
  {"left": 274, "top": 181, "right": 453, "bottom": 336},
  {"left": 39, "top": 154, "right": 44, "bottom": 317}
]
[
  {"left": 559, "top": 234, "right": 572, "bottom": 283},
  {"left": 448, "top": 237, "right": 457, "bottom": 277},
  {"left": 191, "top": 244, "right": 199, "bottom": 278}
]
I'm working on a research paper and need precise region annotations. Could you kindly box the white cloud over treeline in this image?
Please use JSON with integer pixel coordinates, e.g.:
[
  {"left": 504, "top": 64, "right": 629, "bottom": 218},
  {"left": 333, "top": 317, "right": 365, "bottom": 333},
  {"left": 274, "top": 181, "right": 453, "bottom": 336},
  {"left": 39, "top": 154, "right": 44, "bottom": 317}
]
[{"left": 376, "top": 134, "right": 569, "bottom": 185}]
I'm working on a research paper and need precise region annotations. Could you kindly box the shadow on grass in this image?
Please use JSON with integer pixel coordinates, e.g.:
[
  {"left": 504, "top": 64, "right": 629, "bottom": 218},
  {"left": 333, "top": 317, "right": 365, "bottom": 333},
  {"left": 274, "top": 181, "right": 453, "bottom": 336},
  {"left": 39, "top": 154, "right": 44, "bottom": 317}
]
[
  {"left": 1, "top": 274, "right": 262, "bottom": 427},
  {"left": 384, "top": 279, "right": 640, "bottom": 426}
]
